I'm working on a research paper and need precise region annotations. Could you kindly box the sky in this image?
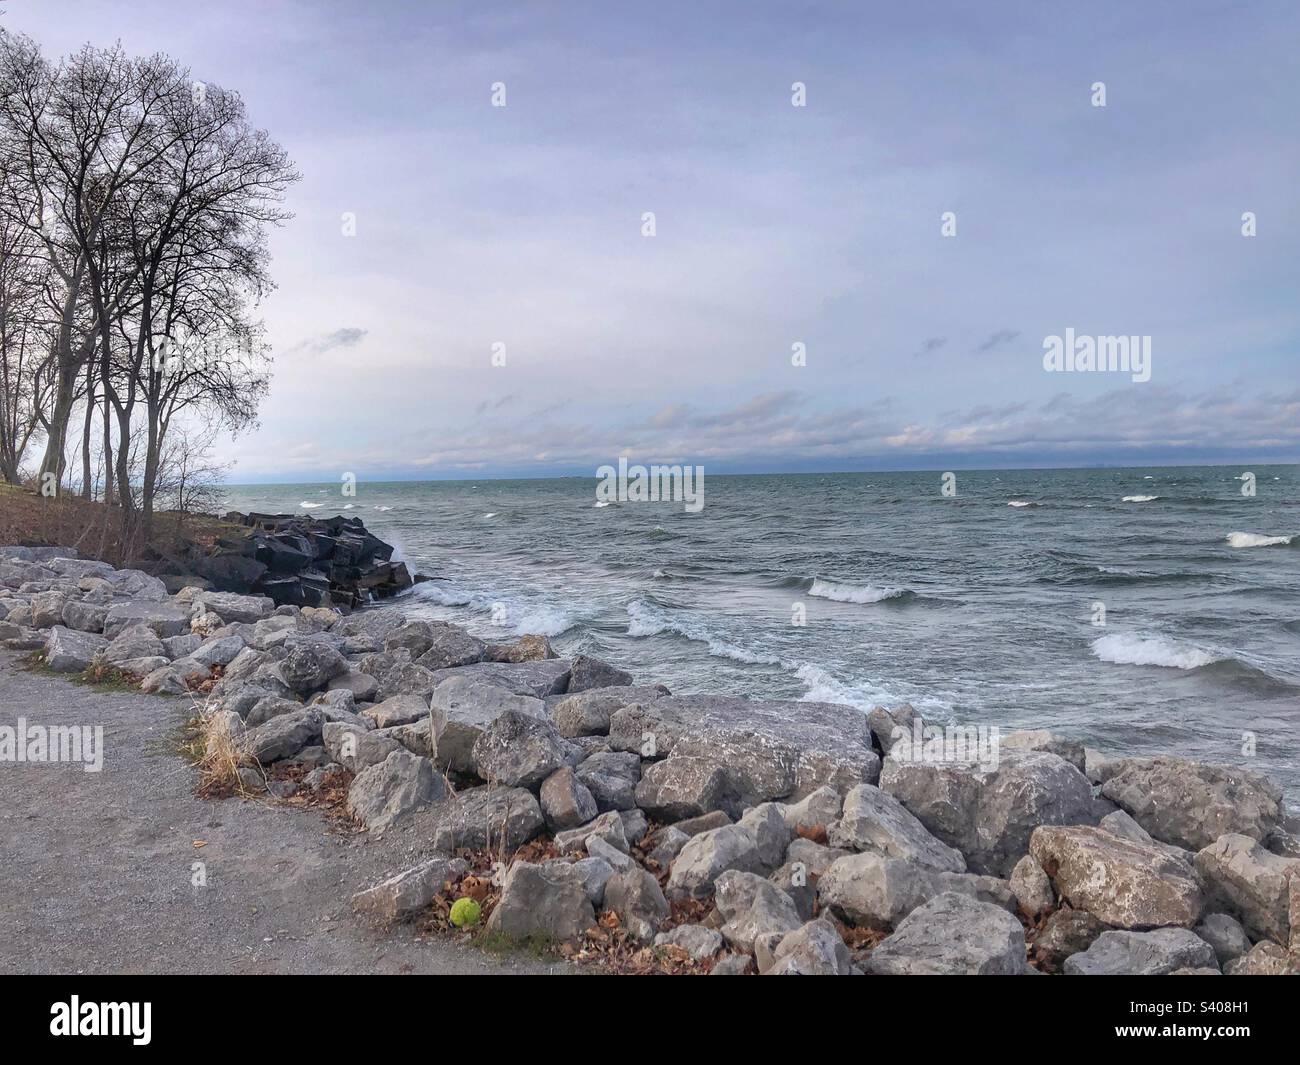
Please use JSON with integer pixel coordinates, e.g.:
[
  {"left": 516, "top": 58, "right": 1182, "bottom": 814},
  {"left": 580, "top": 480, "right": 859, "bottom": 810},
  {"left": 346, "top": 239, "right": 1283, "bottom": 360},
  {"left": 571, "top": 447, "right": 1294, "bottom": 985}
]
[{"left": 5, "top": 0, "right": 1299, "bottom": 481}]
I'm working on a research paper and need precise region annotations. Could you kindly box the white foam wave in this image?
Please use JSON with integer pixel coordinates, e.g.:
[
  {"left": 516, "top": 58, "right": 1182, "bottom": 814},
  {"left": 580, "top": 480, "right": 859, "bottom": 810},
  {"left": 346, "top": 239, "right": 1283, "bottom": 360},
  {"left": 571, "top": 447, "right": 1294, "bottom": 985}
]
[
  {"left": 1122, "top": 495, "right": 1159, "bottom": 503},
  {"left": 1091, "top": 632, "right": 1222, "bottom": 670},
  {"left": 1007, "top": 500, "right": 1038, "bottom": 508},
  {"left": 1226, "top": 531, "right": 1292, "bottom": 549},
  {"left": 373, "top": 505, "right": 393, "bottom": 512},
  {"left": 625, "top": 600, "right": 781, "bottom": 665},
  {"left": 299, "top": 501, "right": 324, "bottom": 509},
  {"left": 809, "top": 578, "right": 908, "bottom": 604}
]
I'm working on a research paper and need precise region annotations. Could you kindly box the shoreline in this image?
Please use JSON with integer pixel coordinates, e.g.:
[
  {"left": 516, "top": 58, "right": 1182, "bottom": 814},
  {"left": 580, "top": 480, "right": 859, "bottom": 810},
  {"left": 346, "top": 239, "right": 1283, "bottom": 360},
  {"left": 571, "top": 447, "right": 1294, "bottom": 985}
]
[{"left": 3, "top": 522, "right": 1298, "bottom": 976}]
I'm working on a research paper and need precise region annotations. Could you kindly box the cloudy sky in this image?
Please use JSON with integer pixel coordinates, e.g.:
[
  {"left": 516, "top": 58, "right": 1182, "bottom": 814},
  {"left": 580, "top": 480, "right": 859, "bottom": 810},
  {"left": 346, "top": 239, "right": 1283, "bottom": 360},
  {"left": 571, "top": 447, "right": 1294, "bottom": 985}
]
[{"left": 7, "top": 0, "right": 1299, "bottom": 481}]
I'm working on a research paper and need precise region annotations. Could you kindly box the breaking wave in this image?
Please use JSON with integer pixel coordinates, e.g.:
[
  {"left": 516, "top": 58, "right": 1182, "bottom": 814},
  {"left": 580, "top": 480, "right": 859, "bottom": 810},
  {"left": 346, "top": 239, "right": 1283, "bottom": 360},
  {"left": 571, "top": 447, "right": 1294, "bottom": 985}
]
[
  {"left": 1091, "top": 631, "right": 1222, "bottom": 670},
  {"left": 1227, "top": 531, "right": 1293, "bottom": 549}
]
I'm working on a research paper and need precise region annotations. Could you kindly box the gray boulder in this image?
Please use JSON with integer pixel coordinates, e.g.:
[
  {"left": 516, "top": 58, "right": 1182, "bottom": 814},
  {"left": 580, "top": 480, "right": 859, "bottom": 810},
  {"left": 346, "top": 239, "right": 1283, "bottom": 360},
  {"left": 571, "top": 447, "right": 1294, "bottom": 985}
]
[
  {"left": 1101, "top": 757, "right": 1283, "bottom": 850},
  {"left": 1033, "top": 908, "right": 1108, "bottom": 973},
  {"left": 865, "top": 892, "right": 1028, "bottom": 975},
  {"left": 666, "top": 822, "right": 774, "bottom": 900},
  {"left": 352, "top": 856, "right": 469, "bottom": 921},
  {"left": 1225, "top": 941, "right": 1298, "bottom": 975},
  {"left": 1064, "top": 928, "right": 1218, "bottom": 975},
  {"left": 549, "top": 684, "right": 668, "bottom": 738},
  {"left": 280, "top": 637, "right": 348, "bottom": 694},
  {"left": 347, "top": 750, "right": 443, "bottom": 832},
  {"left": 239, "top": 708, "right": 325, "bottom": 764},
  {"left": 829, "top": 783, "right": 966, "bottom": 872},
  {"left": 103, "top": 600, "right": 191, "bottom": 639},
  {"left": 1194, "top": 913, "right": 1252, "bottom": 967},
  {"left": 486, "top": 861, "right": 594, "bottom": 943},
  {"left": 655, "top": 924, "right": 723, "bottom": 961},
  {"left": 714, "top": 869, "right": 803, "bottom": 951},
  {"left": 1193, "top": 832, "right": 1300, "bottom": 944},
  {"left": 430, "top": 786, "right": 546, "bottom": 852},
  {"left": 30, "top": 590, "right": 69, "bottom": 629},
  {"left": 818, "top": 851, "right": 1014, "bottom": 930},
  {"left": 101, "top": 625, "right": 167, "bottom": 665},
  {"left": 1030, "top": 824, "right": 1204, "bottom": 929},
  {"left": 362, "top": 692, "right": 432, "bottom": 729},
  {"left": 190, "top": 634, "right": 247, "bottom": 669},
  {"left": 539, "top": 766, "right": 599, "bottom": 831},
  {"left": 880, "top": 748, "right": 1099, "bottom": 877},
  {"left": 554, "top": 811, "right": 629, "bottom": 855},
  {"left": 1009, "top": 854, "right": 1055, "bottom": 917},
  {"left": 43, "top": 626, "right": 106, "bottom": 672},
  {"left": 430, "top": 674, "right": 548, "bottom": 774},
  {"left": 192, "top": 590, "right": 275, "bottom": 624},
  {"left": 470, "top": 710, "right": 576, "bottom": 789},
  {"left": 323, "top": 721, "right": 403, "bottom": 772},
  {"left": 574, "top": 750, "right": 641, "bottom": 811},
  {"left": 566, "top": 653, "right": 632, "bottom": 692},
  {"left": 415, "top": 626, "right": 487, "bottom": 670},
  {"left": 604, "top": 866, "right": 670, "bottom": 940},
  {"left": 635, "top": 756, "right": 730, "bottom": 821},
  {"left": 765, "top": 918, "right": 853, "bottom": 976},
  {"left": 60, "top": 599, "right": 108, "bottom": 634}
]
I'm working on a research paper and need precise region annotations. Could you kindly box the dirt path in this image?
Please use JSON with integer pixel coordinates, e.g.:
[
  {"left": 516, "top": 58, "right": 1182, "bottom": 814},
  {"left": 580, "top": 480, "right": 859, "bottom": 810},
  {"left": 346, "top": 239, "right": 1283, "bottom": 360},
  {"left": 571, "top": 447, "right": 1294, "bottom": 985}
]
[{"left": 0, "top": 653, "right": 565, "bottom": 975}]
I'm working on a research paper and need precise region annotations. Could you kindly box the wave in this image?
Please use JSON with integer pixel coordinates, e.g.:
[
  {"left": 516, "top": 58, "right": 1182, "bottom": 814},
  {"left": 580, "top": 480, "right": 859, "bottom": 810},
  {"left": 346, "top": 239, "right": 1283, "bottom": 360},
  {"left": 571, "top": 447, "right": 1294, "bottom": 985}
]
[
  {"left": 299, "top": 501, "right": 325, "bottom": 509},
  {"left": 593, "top": 500, "right": 612, "bottom": 508},
  {"left": 1122, "top": 495, "right": 1159, "bottom": 503},
  {"left": 808, "top": 578, "right": 911, "bottom": 604},
  {"left": 1007, "top": 500, "right": 1040, "bottom": 508},
  {"left": 1091, "top": 631, "right": 1222, "bottom": 670},
  {"left": 483, "top": 512, "right": 497, "bottom": 518},
  {"left": 625, "top": 599, "right": 782, "bottom": 665},
  {"left": 1226, "top": 531, "right": 1293, "bottom": 549},
  {"left": 373, "top": 505, "right": 393, "bottom": 512}
]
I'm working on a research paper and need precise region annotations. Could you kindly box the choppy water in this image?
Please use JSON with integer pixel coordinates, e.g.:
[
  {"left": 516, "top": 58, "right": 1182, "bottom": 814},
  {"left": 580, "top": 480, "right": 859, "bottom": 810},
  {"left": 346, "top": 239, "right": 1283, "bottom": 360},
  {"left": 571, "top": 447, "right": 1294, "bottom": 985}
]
[{"left": 223, "top": 465, "right": 1300, "bottom": 803}]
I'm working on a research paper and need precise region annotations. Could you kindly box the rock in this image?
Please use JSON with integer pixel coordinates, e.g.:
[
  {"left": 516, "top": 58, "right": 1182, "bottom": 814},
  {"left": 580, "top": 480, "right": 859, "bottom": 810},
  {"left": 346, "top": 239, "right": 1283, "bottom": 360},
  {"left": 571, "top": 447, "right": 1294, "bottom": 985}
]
[
  {"left": 103, "top": 600, "right": 191, "bottom": 639},
  {"left": 30, "top": 590, "right": 69, "bottom": 629},
  {"left": 192, "top": 590, "right": 275, "bottom": 624},
  {"left": 1085, "top": 747, "right": 1114, "bottom": 784},
  {"left": 828, "top": 783, "right": 967, "bottom": 873},
  {"left": 239, "top": 708, "right": 325, "bottom": 764},
  {"left": 1029, "top": 825, "right": 1204, "bottom": 929},
  {"left": 383, "top": 620, "right": 440, "bottom": 657},
  {"left": 1064, "top": 928, "right": 1218, "bottom": 976},
  {"left": 190, "top": 635, "right": 246, "bottom": 669},
  {"left": 865, "top": 892, "right": 1028, "bottom": 975},
  {"left": 430, "top": 674, "right": 548, "bottom": 774},
  {"left": 865, "top": 703, "right": 923, "bottom": 752},
  {"left": 1033, "top": 908, "right": 1108, "bottom": 973},
  {"left": 710, "top": 954, "right": 753, "bottom": 975},
  {"left": 101, "top": 625, "right": 167, "bottom": 665},
  {"left": 673, "top": 810, "right": 733, "bottom": 836},
  {"left": 1193, "top": 832, "right": 1300, "bottom": 945},
  {"left": 280, "top": 637, "right": 348, "bottom": 694},
  {"left": 786, "top": 837, "right": 851, "bottom": 876},
  {"left": 60, "top": 599, "right": 108, "bottom": 634},
  {"left": 609, "top": 694, "right": 881, "bottom": 810},
  {"left": 738, "top": 803, "right": 795, "bottom": 870},
  {"left": 714, "top": 870, "right": 803, "bottom": 951},
  {"left": 766, "top": 918, "right": 853, "bottom": 975},
  {"left": 818, "top": 852, "right": 1014, "bottom": 930},
  {"left": 328, "top": 670, "right": 379, "bottom": 702},
  {"left": 352, "top": 856, "right": 470, "bottom": 921},
  {"left": 566, "top": 653, "right": 632, "bottom": 692},
  {"left": 1002, "top": 728, "right": 1086, "bottom": 772},
  {"left": 432, "top": 659, "right": 573, "bottom": 698},
  {"left": 162, "top": 633, "right": 202, "bottom": 659},
  {"left": 347, "top": 750, "right": 443, "bottom": 832},
  {"left": 140, "top": 665, "right": 189, "bottom": 694},
  {"left": 431, "top": 786, "right": 546, "bottom": 852},
  {"left": 1194, "top": 913, "right": 1253, "bottom": 967},
  {"left": 362, "top": 692, "right": 432, "bottom": 730},
  {"left": 539, "top": 766, "right": 599, "bottom": 831},
  {"left": 550, "top": 684, "right": 668, "bottom": 738},
  {"left": 1225, "top": 941, "right": 1299, "bottom": 975},
  {"left": 245, "top": 696, "right": 305, "bottom": 728},
  {"left": 1101, "top": 757, "right": 1283, "bottom": 851},
  {"left": 655, "top": 924, "right": 723, "bottom": 961},
  {"left": 781, "top": 785, "right": 843, "bottom": 833},
  {"left": 166, "top": 657, "right": 212, "bottom": 687},
  {"left": 666, "top": 823, "right": 772, "bottom": 900},
  {"left": 415, "top": 626, "right": 487, "bottom": 670},
  {"left": 377, "top": 719, "right": 444, "bottom": 759},
  {"left": 323, "top": 721, "right": 402, "bottom": 772},
  {"left": 486, "top": 861, "right": 594, "bottom": 944},
  {"left": 359, "top": 649, "right": 438, "bottom": 702},
  {"left": 635, "top": 757, "right": 730, "bottom": 821},
  {"left": 619, "top": 806, "right": 648, "bottom": 845},
  {"left": 486, "top": 634, "right": 556, "bottom": 663},
  {"left": 646, "top": 826, "right": 691, "bottom": 870},
  {"left": 604, "top": 866, "right": 670, "bottom": 940},
  {"left": 471, "top": 710, "right": 576, "bottom": 789},
  {"left": 588, "top": 836, "right": 634, "bottom": 874},
  {"left": 43, "top": 626, "right": 106, "bottom": 672},
  {"left": 574, "top": 751, "right": 641, "bottom": 811},
  {"left": 554, "top": 811, "right": 629, "bottom": 855},
  {"left": 570, "top": 856, "right": 615, "bottom": 906},
  {"left": 880, "top": 748, "right": 1100, "bottom": 877},
  {"left": 1009, "top": 854, "right": 1055, "bottom": 917}
]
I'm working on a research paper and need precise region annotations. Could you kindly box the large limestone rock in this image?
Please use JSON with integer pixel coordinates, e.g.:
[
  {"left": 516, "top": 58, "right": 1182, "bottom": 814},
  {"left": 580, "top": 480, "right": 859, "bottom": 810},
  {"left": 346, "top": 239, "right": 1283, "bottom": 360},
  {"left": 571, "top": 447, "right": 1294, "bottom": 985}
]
[
  {"left": 1225, "top": 941, "right": 1299, "bottom": 975},
  {"left": 865, "top": 892, "right": 1028, "bottom": 975},
  {"left": 239, "top": 708, "right": 325, "bottom": 764},
  {"left": 1032, "top": 908, "right": 1108, "bottom": 973},
  {"left": 192, "top": 590, "right": 275, "bottom": 624},
  {"left": 880, "top": 748, "right": 1099, "bottom": 877},
  {"left": 30, "top": 590, "right": 69, "bottom": 629},
  {"left": 1064, "top": 928, "right": 1218, "bottom": 975},
  {"left": 471, "top": 710, "right": 577, "bottom": 788},
  {"left": 60, "top": 599, "right": 108, "bottom": 634},
  {"left": 539, "top": 767, "right": 599, "bottom": 831},
  {"left": 549, "top": 684, "right": 668, "bottom": 738},
  {"left": 714, "top": 870, "right": 803, "bottom": 951},
  {"left": 352, "top": 856, "right": 469, "bottom": 921},
  {"left": 430, "top": 786, "right": 546, "bottom": 852},
  {"left": 1009, "top": 854, "right": 1055, "bottom": 917},
  {"left": 818, "top": 851, "right": 1014, "bottom": 930},
  {"left": 430, "top": 659, "right": 572, "bottom": 698},
  {"left": 1029, "top": 825, "right": 1204, "bottom": 929},
  {"left": 103, "top": 600, "right": 191, "bottom": 639},
  {"left": 566, "top": 653, "right": 632, "bottom": 693},
  {"left": 415, "top": 625, "right": 487, "bottom": 670},
  {"left": 667, "top": 823, "right": 774, "bottom": 900},
  {"left": 574, "top": 751, "right": 641, "bottom": 811},
  {"left": 280, "top": 637, "right": 348, "bottom": 694},
  {"left": 635, "top": 757, "right": 730, "bottom": 820},
  {"left": 362, "top": 692, "right": 432, "bottom": 730},
  {"left": 609, "top": 695, "right": 880, "bottom": 812},
  {"left": 190, "top": 634, "right": 247, "bottom": 669},
  {"left": 486, "top": 861, "right": 594, "bottom": 943},
  {"left": 765, "top": 919, "right": 853, "bottom": 975},
  {"left": 1194, "top": 833, "right": 1300, "bottom": 945},
  {"left": 1194, "top": 913, "right": 1252, "bottom": 967},
  {"left": 603, "top": 866, "right": 670, "bottom": 940},
  {"left": 828, "top": 783, "right": 966, "bottom": 873},
  {"left": 429, "top": 674, "right": 548, "bottom": 774},
  {"left": 1101, "top": 757, "right": 1283, "bottom": 851},
  {"left": 101, "top": 625, "right": 167, "bottom": 665},
  {"left": 323, "top": 721, "right": 402, "bottom": 772},
  {"left": 43, "top": 626, "right": 106, "bottom": 672},
  {"left": 347, "top": 750, "right": 443, "bottom": 832}
]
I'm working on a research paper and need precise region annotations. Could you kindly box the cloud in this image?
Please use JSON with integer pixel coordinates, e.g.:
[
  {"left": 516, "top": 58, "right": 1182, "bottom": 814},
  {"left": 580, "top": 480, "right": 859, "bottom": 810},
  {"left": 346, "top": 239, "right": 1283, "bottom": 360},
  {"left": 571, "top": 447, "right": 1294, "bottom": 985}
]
[
  {"left": 288, "top": 328, "right": 368, "bottom": 356},
  {"left": 976, "top": 329, "right": 1020, "bottom": 353},
  {"left": 912, "top": 337, "right": 947, "bottom": 359}
]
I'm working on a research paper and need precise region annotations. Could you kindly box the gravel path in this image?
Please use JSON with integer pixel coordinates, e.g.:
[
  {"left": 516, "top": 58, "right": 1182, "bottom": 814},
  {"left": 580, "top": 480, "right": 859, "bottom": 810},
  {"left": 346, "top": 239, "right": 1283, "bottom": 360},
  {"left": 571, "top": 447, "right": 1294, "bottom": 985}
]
[{"left": 0, "top": 653, "right": 566, "bottom": 975}]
